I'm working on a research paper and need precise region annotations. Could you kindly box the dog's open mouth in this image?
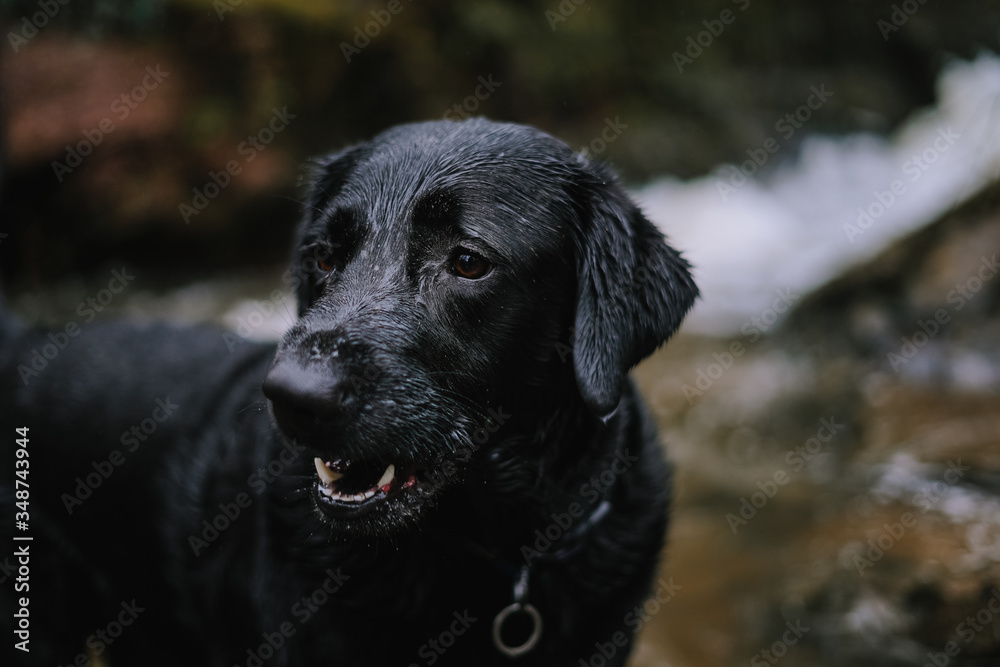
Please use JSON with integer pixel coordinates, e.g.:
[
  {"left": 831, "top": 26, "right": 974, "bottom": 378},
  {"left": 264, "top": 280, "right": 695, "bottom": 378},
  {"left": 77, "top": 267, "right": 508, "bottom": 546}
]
[{"left": 312, "top": 457, "right": 421, "bottom": 517}]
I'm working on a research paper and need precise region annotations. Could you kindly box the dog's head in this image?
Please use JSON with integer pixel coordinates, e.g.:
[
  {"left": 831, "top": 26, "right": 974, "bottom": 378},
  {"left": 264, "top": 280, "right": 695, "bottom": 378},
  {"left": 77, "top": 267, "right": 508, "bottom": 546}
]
[{"left": 262, "top": 119, "right": 697, "bottom": 536}]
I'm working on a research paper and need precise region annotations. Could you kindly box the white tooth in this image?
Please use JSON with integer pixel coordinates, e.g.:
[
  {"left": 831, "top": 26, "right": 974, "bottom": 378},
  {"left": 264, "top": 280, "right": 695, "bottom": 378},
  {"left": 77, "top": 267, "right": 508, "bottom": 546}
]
[
  {"left": 314, "top": 458, "right": 343, "bottom": 485},
  {"left": 376, "top": 464, "right": 396, "bottom": 489},
  {"left": 352, "top": 493, "right": 365, "bottom": 502}
]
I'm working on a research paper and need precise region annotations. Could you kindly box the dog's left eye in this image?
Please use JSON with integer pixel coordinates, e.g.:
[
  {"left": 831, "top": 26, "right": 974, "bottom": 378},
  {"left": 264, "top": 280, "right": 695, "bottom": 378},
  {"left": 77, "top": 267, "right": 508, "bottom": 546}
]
[
  {"left": 314, "top": 242, "right": 345, "bottom": 276},
  {"left": 452, "top": 251, "right": 493, "bottom": 280}
]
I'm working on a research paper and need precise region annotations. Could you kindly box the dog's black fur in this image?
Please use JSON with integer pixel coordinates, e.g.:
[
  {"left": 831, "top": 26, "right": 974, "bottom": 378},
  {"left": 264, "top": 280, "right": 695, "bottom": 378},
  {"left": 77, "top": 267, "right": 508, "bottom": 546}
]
[{"left": 0, "top": 118, "right": 696, "bottom": 666}]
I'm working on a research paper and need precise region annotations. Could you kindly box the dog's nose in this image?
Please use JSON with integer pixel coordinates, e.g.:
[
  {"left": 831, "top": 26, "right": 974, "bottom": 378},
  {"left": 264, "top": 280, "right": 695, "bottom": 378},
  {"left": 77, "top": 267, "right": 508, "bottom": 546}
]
[{"left": 262, "top": 358, "right": 360, "bottom": 439}]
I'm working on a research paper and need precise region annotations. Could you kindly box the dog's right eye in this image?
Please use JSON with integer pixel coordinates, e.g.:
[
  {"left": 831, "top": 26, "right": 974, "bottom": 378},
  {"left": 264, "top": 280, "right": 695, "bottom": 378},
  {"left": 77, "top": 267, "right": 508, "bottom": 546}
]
[{"left": 452, "top": 251, "right": 493, "bottom": 280}]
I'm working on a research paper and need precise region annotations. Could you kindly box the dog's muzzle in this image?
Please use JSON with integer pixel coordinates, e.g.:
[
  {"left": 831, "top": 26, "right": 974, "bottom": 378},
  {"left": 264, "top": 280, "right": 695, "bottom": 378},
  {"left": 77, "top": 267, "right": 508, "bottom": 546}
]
[{"left": 261, "top": 342, "right": 455, "bottom": 524}]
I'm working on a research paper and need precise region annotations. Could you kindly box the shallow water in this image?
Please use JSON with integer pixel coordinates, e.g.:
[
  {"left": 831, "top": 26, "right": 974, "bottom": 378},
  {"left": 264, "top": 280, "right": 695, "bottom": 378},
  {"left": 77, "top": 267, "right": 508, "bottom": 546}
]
[{"left": 629, "top": 331, "right": 1000, "bottom": 667}]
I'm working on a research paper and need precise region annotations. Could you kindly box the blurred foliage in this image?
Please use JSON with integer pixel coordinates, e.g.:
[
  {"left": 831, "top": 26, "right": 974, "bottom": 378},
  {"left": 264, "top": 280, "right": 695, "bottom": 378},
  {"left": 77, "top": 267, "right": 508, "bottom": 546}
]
[
  {"left": 0, "top": 0, "right": 165, "bottom": 34},
  {"left": 1, "top": 0, "right": 999, "bottom": 286}
]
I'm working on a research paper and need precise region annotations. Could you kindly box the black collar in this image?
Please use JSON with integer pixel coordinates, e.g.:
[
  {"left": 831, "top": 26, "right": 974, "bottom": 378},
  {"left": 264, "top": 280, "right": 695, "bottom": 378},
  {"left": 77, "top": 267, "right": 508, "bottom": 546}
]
[{"left": 464, "top": 492, "right": 614, "bottom": 659}]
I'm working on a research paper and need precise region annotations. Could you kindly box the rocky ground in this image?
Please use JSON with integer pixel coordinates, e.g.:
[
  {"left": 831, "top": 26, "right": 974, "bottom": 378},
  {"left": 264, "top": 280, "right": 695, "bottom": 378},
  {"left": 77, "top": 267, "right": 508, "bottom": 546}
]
[{"left": 630, "top": 182, "right": 1000, "bottom": 666}]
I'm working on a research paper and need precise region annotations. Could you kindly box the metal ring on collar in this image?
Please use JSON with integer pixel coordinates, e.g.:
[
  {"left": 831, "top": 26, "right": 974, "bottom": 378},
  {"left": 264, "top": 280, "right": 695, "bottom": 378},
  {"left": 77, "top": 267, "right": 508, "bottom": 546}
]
[{"left": 492, "top": 601, "right": 543, "bottom": 658}]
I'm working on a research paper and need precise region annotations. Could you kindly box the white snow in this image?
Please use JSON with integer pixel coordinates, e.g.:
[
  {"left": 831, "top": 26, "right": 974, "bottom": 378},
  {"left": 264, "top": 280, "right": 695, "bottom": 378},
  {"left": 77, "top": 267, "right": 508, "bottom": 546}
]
[{"left": 635, "top": 53, "right": 1000, "bottom": 335}]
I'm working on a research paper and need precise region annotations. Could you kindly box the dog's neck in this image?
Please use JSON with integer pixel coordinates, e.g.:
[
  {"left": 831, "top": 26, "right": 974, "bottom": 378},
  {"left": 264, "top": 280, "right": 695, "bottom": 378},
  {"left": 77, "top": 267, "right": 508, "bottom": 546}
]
[{"left": 449, "top": 387, "right": 626, "bottom": 556}]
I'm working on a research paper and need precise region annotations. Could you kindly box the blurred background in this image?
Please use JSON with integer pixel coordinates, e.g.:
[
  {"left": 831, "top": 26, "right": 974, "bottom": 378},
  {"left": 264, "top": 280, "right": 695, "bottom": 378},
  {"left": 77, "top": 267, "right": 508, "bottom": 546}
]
[{"left": 1, "top": 1, "right": 999, "bottom": 665}]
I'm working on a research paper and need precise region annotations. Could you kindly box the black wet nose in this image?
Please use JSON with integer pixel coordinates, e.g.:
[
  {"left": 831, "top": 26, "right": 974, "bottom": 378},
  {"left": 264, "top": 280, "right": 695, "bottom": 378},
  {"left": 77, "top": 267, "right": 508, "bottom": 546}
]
[{"left": 262, "top": 357, "right": 360, "bottom": 440}]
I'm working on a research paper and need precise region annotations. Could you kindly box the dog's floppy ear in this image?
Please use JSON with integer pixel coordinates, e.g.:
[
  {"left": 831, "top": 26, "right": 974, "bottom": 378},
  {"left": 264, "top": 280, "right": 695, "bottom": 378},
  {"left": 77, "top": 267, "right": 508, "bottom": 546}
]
[
  {"left": 293, "top": 145, "right": 365, "bottom": 315},
  {"left": 571, "top": 168, "right": 698, "bottom": 420}
]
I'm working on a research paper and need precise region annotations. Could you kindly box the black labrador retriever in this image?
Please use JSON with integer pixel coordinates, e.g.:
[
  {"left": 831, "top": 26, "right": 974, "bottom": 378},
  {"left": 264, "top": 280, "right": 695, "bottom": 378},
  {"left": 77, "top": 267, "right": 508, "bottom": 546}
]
[{"left": 0, "top": 118, "right": 697, "bottom": 666}]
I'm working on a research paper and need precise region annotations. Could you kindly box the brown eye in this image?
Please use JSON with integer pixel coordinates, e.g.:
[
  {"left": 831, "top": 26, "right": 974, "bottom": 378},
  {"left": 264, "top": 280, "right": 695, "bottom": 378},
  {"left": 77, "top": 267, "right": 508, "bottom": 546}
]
[
  {"left": 453, "top": 252, "right": 492, "bottom": 279},
  {"left": 316, "top": 248, "right": 336, "bottom": 273}
]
